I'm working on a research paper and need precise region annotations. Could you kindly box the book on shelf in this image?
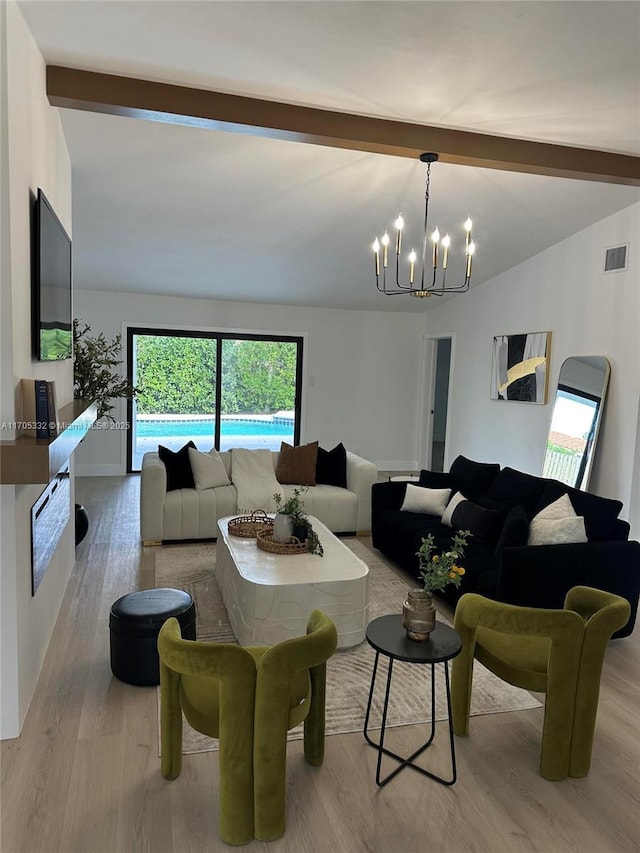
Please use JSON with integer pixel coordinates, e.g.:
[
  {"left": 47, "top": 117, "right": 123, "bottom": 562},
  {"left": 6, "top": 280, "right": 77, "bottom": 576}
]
[
  {"left": 46, "top": 380, "right": 59, "bottom": 437},
  {"left": 21, "top": 378, "right": 58, "bottom": 438}
]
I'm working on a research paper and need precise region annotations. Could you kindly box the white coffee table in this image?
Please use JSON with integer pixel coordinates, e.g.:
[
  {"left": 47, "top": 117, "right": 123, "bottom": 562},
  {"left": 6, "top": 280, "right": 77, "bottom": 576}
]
[{"left": 216, "top": 516, "right": 369, "bottom": 648}]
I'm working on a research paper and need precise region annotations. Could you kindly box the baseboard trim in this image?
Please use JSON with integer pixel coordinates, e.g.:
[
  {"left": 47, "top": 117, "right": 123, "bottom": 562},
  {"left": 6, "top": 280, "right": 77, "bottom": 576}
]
[
  {"left": 75, "top": 464, "right": 124, "bottom": 477},
  {"left": 376, "top": 461, "right": 419, "bottom": 473}
]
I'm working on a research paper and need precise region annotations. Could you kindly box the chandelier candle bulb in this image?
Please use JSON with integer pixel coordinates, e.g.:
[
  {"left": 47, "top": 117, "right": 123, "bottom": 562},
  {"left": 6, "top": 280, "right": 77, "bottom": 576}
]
[
  {"left": 466, "top": 241, "right": 475, "bottom": 278},
  {"left": 464, "top": 217, "right": 473, "bottom": 252},
  {"left": 395, "top": 215, "right": 404, "bottom": 254},
  {"left": 381, "top": 231, "right": 389, "bottom": 267},
  {"left": 409, "top": 249, "right": 417, "bottom": 284},
  {"left": 373, "top": 237, "right": 380, "bottom": 276},
  {"left": 431, "top": 227, "right": 440, "bottom": 268},
  {"left": 441, "top": 234, "right": 451, "bottom": 269}
]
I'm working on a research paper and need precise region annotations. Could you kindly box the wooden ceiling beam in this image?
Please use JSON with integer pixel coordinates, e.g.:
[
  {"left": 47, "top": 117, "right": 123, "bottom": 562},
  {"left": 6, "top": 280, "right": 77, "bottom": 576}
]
[{"left": 47, "top": 66, "right": 640, "bottom": 186}]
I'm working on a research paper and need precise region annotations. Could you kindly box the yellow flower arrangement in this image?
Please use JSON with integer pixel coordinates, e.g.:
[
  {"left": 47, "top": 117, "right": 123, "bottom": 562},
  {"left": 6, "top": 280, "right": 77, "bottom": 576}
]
[{"left": 418, "top": 530, "right": 470, "bottom": 593}]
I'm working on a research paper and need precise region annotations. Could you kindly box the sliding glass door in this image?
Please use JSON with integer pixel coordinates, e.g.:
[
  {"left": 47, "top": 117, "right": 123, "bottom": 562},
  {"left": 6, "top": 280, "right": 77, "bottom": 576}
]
[{"left": 127, "top": 328, "right": 303, "bottom": 471}]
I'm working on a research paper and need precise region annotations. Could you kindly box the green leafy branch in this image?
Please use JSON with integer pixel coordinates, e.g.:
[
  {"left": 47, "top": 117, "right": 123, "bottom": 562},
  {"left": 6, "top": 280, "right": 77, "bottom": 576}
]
[
  {"left": 73, "top": 319, "right": 138, "bottom": 421},
  {"left": 418, "top": 529, "right": 470, "bottom": 593}
]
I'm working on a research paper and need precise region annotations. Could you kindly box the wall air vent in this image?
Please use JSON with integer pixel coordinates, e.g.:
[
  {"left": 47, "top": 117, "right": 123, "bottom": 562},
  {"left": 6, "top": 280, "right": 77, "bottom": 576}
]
[{"left": 603, "top": 243, "right": 628, "bottom": 273}]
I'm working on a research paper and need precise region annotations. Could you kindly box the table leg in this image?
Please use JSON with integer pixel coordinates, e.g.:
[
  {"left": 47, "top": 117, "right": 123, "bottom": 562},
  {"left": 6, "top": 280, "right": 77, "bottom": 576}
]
[
  {"left": 363, "top": 658, "right": 457, "bottom": 787},
  {"left": 363, "top": 650, "right": 381, "bottom": 750}
]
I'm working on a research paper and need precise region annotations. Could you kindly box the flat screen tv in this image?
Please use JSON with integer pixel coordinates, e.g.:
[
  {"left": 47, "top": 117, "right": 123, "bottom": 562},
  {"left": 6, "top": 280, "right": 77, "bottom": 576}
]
[{"left": 32, "top": 188, "right": 72, "bottom": 361}]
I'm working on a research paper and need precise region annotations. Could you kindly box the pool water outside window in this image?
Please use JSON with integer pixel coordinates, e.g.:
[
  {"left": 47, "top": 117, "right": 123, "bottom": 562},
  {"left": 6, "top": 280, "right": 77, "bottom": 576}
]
[{"left": 132, "top": 414, "right": 295, "bottom": 470}]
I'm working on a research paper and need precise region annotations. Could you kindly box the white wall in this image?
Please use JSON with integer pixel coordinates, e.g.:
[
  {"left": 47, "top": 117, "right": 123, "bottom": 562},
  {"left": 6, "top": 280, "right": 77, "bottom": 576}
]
[
  {"left": 73, "top": 290, "right": 427, "bottom": 474},
  {"left": 423, "top": 202, "right": 640, "bottom": 534},
  {"left": 1, "top": 0, "right": 74, "bottom": 738}
]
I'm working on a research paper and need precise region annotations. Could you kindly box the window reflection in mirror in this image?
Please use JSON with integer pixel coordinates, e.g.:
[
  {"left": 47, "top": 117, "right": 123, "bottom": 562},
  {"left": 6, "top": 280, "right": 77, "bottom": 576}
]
[{"left": 542, "top": 356, "right": 610, "bottom": 490}]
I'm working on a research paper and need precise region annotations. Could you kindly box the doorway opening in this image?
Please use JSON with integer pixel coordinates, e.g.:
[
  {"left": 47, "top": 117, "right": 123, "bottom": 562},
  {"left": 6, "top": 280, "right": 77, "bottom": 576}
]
[{"left": 422, "top": 335, "right": 453, "bottom": 473}]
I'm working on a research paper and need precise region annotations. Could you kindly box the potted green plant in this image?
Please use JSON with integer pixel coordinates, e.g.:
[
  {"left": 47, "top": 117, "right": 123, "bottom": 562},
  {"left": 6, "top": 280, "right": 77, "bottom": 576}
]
[
  {"left": 73, "top": 319, "right": 138, "bottom": 421},
  {"left": 272, "top": 487, "right": 324, "bottom": 556},
  {"left": 402, "top": 529, "right": 470, "bottom": 641}
]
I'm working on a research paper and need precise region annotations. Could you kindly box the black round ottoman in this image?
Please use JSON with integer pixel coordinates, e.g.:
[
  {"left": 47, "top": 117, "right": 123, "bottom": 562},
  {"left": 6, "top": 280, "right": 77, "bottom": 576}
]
[
  {"left": 75, "top": 504, "right": 89, "bottom": 546},
  {"left": 109, "top": 588, "right": 196, "bottom": 686}
]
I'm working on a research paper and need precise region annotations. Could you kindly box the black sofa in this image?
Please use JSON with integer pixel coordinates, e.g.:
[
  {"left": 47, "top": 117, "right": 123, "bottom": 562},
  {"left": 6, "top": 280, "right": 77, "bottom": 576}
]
[{"left": 371, "top": 455, "right": 640, "bottom": 638}]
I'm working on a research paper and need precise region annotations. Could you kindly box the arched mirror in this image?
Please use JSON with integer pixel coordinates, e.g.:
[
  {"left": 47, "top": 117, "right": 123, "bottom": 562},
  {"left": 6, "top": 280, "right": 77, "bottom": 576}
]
[{"left": 542, "top": 356, "right": 611, "bottom": 490}]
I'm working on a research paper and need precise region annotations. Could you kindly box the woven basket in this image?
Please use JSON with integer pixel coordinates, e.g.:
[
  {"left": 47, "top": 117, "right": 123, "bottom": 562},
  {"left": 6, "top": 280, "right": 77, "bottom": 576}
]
[
  {"left": 256, "top": 529, "right": 308, "bottom": 555},
  {"left": 228, "top": 511, "right": 274, "bottom": 539}
]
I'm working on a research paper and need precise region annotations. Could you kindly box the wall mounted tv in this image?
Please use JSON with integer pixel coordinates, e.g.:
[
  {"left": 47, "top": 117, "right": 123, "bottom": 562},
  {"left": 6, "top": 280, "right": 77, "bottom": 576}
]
[{"left": 32, "top": 188, "right": 72, "bottom": 361}]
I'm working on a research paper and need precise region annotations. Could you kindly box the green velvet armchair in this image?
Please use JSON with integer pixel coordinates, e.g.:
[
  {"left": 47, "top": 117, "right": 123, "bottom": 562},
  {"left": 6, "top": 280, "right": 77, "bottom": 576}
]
[
  {"left": 451, "top": 586, "right": 630, "bottom": 781},
  {"left": 158, "top": 609, "right": 338, "bottom": 844}
]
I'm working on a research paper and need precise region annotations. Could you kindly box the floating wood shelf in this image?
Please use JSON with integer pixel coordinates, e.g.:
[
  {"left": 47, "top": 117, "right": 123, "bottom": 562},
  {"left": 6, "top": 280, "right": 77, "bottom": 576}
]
[{"left": 0, "top": 399, "right": 97, "bottom": 485}]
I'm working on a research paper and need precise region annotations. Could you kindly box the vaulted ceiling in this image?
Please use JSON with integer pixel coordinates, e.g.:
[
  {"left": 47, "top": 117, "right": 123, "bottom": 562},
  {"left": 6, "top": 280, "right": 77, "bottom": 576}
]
[{"left": 18, "top": 1, "right": 640, "bottom": 312}]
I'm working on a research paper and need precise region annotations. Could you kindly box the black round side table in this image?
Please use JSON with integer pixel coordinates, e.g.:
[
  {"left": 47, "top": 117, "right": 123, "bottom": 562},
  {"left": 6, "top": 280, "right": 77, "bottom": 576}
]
[{"left": 363, "top": 614, "right": 462, "bottom": 787}]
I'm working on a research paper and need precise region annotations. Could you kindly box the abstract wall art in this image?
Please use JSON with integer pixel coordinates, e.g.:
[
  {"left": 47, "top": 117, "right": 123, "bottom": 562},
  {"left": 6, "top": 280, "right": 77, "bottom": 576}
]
[{"left": 490, "top": 331, "right": 551, "bottom": 403}]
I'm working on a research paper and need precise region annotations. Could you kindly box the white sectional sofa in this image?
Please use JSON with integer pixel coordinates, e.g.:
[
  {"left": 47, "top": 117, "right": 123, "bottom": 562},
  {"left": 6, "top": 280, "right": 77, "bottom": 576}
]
[{"left": 140, "top": 448, "right": 378, "bottom": 544}]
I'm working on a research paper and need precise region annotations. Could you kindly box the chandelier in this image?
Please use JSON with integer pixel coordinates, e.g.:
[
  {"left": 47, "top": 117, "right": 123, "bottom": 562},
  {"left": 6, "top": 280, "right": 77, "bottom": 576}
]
[{"left": 372, "top": 153, "right": 476, "bottom": 298}]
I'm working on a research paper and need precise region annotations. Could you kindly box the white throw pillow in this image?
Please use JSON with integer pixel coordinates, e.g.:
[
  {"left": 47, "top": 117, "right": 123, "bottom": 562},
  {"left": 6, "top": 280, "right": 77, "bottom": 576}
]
[
  {"left": 441, "top": 491, "right": 467, "bottom": 527},
  {"left": 528, "top": 493, "right": 586, "bottom": 545},
  {"left": 401, "top": 484, "right": 451, "bottom": 516},
  {"left": 188, "top": 447, "right": 231, "bottom": 490},
  {"left": 534, "top": 493, "right": 575, "bottom": 521},
  {"left": 528, "top": 515, "right": 588, "bottom": 546}
]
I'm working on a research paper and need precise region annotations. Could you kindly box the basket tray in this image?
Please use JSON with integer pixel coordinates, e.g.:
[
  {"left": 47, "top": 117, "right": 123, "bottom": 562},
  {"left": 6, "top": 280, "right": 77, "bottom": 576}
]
[
  {"left": 228, "top": 512, "right": 274, "bottom": 539},
  {"left": 256, "top": 529, "right": 308, "bottom": 555}
]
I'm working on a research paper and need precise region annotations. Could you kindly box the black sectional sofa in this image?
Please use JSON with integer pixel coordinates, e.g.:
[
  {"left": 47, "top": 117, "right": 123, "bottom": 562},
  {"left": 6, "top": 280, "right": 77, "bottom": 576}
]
[{"left": 371, "top": 455, "right": 640, "bottom": 637}]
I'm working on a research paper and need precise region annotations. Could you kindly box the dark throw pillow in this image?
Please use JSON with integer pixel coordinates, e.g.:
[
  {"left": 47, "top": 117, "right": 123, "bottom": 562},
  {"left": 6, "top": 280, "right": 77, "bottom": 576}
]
[
  {"left": 450, "top": 500, "right": 505, "bottom": 544},
  {"left": 419, "top": 470, "right": 457, "bottom": 490},
  {"left": 485, "top": 467, "right": 547, "bottom": 517},
  {"left": 448, "top": 456, "right": 500, "bottom": 501},
  {"left": 159, "top": 441, "right": 196, "bottom": 491},
  {"left": 316, "top": 443, "right": 348, "bottom": 488},
  {"left": 276, "top": 441, "right": 319, "bottom": 485},
  {"left": 478, "top": 495, "right": 511, "bottom": 513},
  {"left": 494, "top": 505, "right": 530, "bottom": 555}
]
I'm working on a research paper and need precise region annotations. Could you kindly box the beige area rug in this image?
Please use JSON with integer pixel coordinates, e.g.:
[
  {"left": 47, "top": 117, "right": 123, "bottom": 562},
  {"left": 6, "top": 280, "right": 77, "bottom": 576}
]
[{"left": 155, "top": 538, "right": 541, "bottom": 755}]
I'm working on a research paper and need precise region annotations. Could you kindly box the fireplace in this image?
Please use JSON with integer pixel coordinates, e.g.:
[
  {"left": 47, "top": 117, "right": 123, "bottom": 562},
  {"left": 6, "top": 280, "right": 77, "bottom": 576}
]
[{"left": 30, "top": 462, "right": 70, "bottom": 595}]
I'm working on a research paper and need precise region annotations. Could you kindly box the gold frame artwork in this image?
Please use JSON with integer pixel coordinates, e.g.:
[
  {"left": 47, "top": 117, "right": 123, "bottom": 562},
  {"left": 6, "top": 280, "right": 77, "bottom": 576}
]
[{"left": 490, "top": 331, "right": 551, "bottom": 403}]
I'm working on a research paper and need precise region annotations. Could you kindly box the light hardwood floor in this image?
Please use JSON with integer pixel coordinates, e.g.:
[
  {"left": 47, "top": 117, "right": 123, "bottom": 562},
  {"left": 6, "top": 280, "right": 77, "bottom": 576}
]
[{"left": 2, "top": 475, "right": 639, "bottom": 853}]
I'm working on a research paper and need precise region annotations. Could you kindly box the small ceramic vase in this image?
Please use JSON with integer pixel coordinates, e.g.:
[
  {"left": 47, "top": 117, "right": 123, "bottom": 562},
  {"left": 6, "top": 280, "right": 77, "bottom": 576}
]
[{"left": 272, "top": 512, "right": 294, "bottom": 543}]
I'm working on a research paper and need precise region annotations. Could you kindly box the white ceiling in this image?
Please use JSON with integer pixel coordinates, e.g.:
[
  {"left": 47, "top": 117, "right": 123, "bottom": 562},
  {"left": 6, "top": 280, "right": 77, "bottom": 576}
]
[{"left": 18, "top": 0, "right": 640, "bottom": 312}]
